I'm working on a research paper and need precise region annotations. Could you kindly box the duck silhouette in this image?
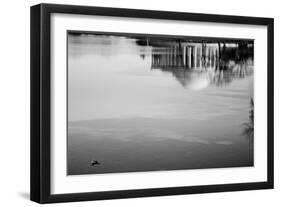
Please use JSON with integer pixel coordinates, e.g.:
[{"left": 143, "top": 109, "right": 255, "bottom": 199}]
[{"left": 91, "top": 160, "right": 100, "bottom": 166}]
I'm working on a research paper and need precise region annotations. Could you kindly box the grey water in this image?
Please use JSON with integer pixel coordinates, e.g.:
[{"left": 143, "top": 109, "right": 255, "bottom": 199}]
[{"left": 67, "top": 33, "right": 254, "bottom": 175}]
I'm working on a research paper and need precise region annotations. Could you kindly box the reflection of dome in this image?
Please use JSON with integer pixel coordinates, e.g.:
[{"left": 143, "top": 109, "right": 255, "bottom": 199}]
[
  {"left": 184, "top": 74, "right": 210, "bottom": 90},
  {"left": 174, "top": 71, "right": 210, "bottom": 90}
]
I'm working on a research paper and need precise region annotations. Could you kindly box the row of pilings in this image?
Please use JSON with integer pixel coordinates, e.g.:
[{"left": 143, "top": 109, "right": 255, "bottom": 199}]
[{"left": 151, "top": 43, "right": 219, "bottom": 69}]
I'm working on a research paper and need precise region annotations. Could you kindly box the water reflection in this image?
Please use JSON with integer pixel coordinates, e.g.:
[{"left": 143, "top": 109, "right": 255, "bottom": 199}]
[
  {"left": 67, "top": 32, "right": 254, "bottom": 175},
  {"left": 68, "top": 33, "right": 254, "bottom": 91},
  {"left": 150, "top": 41, "right": 253, "bottom": 89}
]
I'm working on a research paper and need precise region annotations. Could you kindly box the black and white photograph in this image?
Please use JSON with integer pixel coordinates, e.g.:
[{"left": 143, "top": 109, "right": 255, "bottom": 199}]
[{"left": 67, "top": 31, "right": 254, "bottom": 175}]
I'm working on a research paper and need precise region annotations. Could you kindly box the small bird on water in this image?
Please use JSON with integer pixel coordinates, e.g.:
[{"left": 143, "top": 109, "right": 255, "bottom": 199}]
[{"left": 91, "top": 160, "right": 100, "bottom": 166}]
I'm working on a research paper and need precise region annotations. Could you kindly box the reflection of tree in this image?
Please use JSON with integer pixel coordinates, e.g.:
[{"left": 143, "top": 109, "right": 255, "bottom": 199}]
[
  {"left": 243, "top": 99, "right": 254, "bottom": 143},
  {"left": 210, "top": 60, "right": 253, "bottom": 87},
  {"left": 211, "top": 70, "right": 233, "bottom": 87}
]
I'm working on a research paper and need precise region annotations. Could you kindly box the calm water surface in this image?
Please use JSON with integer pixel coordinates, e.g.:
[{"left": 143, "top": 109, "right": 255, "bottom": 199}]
[{"left": 67, "top": 34, "right": 254, "bottom": 175}]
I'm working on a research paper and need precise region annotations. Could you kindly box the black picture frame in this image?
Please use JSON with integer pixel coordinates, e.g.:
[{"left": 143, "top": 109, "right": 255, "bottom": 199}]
[{"left": 30, "top": 3, "right": 274, "bottom": 204}]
